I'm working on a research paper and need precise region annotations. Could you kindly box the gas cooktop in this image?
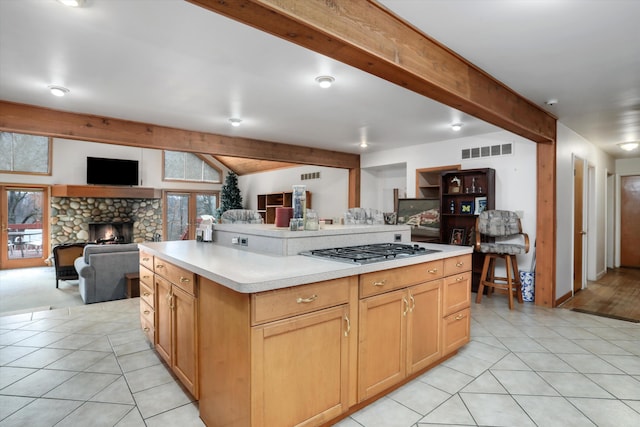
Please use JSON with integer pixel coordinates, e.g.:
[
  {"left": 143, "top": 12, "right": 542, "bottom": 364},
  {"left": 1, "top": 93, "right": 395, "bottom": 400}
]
[{"left": 300, "top": 243, "right": 441, "bottom": 265}]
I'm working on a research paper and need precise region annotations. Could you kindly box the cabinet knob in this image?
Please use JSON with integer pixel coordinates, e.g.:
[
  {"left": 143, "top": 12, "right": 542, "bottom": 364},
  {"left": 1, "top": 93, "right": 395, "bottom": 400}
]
[
  {"left": 296, "top": 294, "right": 318, "bottom": 304},
  {"left": 143, "top": 327, "right": 150, "bottom": 332},
  {"left": 143, "top": 292, "right": 150, "bottom": 297},
  {"left": 143, "top": 310, "right": 150, "bottom": 315},
  {"left": 456, "top": 276, "right": 464, "bottom": 282},
  {"left": 455, "top": 313, "right": 464, "bottom": 320},
  {"left": 456, "top": 261, "right": 464, "bottom": 267},
  {"left": 142, "top": 257, "right": 150, "bottom": 261},
  {"left": 156, "top": 264, "right": 164, "bottom": 269}
]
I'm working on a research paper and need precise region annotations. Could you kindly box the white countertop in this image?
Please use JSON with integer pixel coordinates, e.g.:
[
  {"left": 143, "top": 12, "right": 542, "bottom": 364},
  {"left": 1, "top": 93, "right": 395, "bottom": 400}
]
[{"left": 139, "top": 240, "right": 473, "bottom": 294}]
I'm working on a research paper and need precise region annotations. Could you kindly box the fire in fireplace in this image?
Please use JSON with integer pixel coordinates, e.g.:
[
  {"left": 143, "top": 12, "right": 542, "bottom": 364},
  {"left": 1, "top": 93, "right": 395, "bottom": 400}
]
[{"left": 89, "top": 222, "right": 133, "bottom": 244}]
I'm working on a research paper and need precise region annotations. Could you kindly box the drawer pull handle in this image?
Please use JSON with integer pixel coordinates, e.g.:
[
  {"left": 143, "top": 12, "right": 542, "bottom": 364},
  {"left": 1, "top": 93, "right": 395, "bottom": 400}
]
[
  {"left": 455, "top": 313, "right": 464, "bottom": 320},
  {"left": 297, "top": 294, "right": 318, "bottom": 304},
  {"left": 409, "top": 294, "right": 416, "bottom": 312},
  {"left": 456, "top": 261, "right": 464, "bottom": 267},
  {"left": 143, "top": 327, "right": 150, "bottom": 332},
  {"left": 427, "top": 268, "right": 438, "bottom": 274},
  {"left": 143, "top": 275, "right": 151, "bottom": 279},
  {"left": 156, "top": 264, "right": 164, "bottom": 269},
  {"left": 373, "top": 280, "right": 386, "bottom": 287},
  {"left": 456, "top": 276, "right": 464, "bottom": 282},
  {"left": 180, "top": 277, "right": 190, "bottom": 283},
  {"left": 143, "top": 292, "right": 151, "bottom": 297},
  {"left": 142, "top": 257, "right": 150, "bottom": 261},
  {"left": 143, "top": 310, "right": 150, "bottom": 315},
  {"left": 403, "top": 297, "right": 409, "bottom": 316},
  {"left": 344, "top": 315, "right": 351, "bottom": 337}
]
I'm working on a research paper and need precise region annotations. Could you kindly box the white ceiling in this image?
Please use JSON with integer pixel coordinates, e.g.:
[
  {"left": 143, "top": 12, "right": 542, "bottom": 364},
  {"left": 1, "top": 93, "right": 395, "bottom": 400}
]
[{"left": 1, "top": 0, "right": 638, "bottom": 159}]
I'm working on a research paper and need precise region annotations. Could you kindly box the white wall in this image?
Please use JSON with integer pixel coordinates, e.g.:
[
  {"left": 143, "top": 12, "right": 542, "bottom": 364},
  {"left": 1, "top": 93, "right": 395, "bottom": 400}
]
[
  {"left": 238, "top": 165, "right": 350, "bottom": 221},
  {"left": 0, "top": 138, "right": 227, "bottom": 192},
  {"left": 555, "top": 124, "right": 615, "bottom": 300},
  {"left": 361, "top": 130, "right": 538, "bottom": 271},
  {"left": 361, "top": 163, "right": 407, "bottom": 213}
]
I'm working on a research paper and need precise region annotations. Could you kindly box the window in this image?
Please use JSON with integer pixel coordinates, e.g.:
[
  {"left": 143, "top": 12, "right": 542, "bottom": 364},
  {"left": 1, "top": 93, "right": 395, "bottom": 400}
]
[
  {"left": 0, "top": 132, "right": 52, "bottom": 175},
  {"left": 164, "top": 191, "right": 219, "bottom": 240},
  {"left": 163, "top": 151, "right": 222, "bottom": 183}
]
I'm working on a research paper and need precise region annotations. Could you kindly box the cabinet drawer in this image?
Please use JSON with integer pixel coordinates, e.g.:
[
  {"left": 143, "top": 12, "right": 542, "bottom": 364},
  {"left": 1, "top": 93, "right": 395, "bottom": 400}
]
[
  {"left": 252, "top": 277, "right": 352, "bottom": 325},
  {"left": 443, "top": 272, "right": 471, "bottom": 316},
  {"left": 140, "top": 315, "right": 155, "bottom": 343},
  {"left": 139, "top": 265, "right": 154, "bottom": 288},
  {"left": 359, "top": 260, "right": 443, "bottom": 298},
  {"left": 140, "top": 299, "right": 154, "bottom": 325},
  {"left": 154, "top": 258, "right": 196, "bottom": 295},
  {"left": 443, "top": 308, "right": 470, "bottom": 355},
  {"left": 444, "top": 254, "right": 472, "bottom": 276},
  {"left": 140, "top": 251, "right": 154, "bottom": 271},
  {"left": 140, "top": 280, "right": 154, "bottom": 309}
]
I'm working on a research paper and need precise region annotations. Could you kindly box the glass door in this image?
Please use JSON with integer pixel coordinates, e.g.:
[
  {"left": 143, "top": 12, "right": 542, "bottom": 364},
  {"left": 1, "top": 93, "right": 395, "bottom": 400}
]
[
  {"left": 164, "top": 191, "right": 218, "bottom": 241},
  {"left": 1, "top": 186, "right": 49, "bottom": 269}
]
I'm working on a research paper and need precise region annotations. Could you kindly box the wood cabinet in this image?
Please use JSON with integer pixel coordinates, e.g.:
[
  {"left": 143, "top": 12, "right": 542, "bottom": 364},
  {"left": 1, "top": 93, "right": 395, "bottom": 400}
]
[
  {"left": 440, "top": 168, "right": 495, "bottom": 290},
  {"left": 358, "top": 262, "right": 443, "bottom": 400},
  {"left": 199, "top": 275, "right": 358, "bottom": 427},
  {"left": 442, "top": 254, "right": 472, "bottom": 355},
  {"left": 257, "top": 191, "right": 311, "bottom": 224},
  {"left": 139, "top": 253, "right": 199, "bottom": 398}
]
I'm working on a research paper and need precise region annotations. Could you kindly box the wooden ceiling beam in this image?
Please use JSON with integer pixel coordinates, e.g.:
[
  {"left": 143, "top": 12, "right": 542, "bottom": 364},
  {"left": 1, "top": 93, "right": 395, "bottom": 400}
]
[
  {"left": 188, "top": 0, "right": 556, "bottom": 144},
  {"left": 0, "top": 101, "right": 359, "bottom": 170}
]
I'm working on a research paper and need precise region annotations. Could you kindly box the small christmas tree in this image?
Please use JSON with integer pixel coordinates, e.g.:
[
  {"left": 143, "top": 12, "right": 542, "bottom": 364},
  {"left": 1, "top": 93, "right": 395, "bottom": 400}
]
[{"left": 217, "top": 171, "right": 243, "bottom": 218}]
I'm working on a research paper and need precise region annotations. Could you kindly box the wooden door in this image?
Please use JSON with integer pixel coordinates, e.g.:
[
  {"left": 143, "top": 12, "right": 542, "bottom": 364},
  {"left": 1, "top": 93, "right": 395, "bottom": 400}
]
[
  {"left": 573, "top": 157, "right": 585, "bottom": 293},
  {"left": 621, "top": 175, "right": 640, "bottom": 267},
  {"left": 1, "top": 185, "right": 49, "bottom": 269},
  {"left": 154, "top": 275, "right": 172, "bottom": 364},
  {"left": 358, "top": 289, "right": 407, "bottom": 400},
  {"left": 251, "top": 305, "right": 350, "bottom": 427},
  {"left": 172, "top": 284, "right": 198, "bottom": 398},
  {"left": 406, "top": 280, "right": 442, "bottom": 373}
]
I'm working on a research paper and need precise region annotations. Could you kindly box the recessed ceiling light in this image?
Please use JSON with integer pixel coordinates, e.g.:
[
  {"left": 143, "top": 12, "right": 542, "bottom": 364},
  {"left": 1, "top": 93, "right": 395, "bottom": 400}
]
[
  {"left": 229, "top": 118, "right": 242, "bottom": 127},
  {"left": 545, "top": 99, "right": 558, "bottom": 106},
  {"left": 57, "top": 0, "right": 85, "bottom": 7},
  {"left": 315, "top": 76, "right": 335, "bottom": 89},
  {"left": 360, "top": 140, "right": 368, "bottom": 148},
  {"left": 48, "top": 85, "right": 70, "bottom": 97},
  {"left": 451, "top": 123, "right": 463, "bottom": 131},
  {"left": 618, "top": 142, "right": 639, "bottom": 151}
]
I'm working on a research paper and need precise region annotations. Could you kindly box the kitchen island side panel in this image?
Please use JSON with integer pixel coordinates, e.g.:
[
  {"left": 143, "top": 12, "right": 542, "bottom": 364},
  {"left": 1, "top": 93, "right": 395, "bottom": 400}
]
[{"left": 199, "top": 277, "right": 252, "bottom": 427}]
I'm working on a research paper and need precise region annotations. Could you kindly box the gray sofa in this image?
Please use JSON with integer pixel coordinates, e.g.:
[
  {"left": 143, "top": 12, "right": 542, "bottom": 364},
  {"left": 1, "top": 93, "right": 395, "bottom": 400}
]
[{"left": 74, "top": 243, "right": 139, "bottom": 304}]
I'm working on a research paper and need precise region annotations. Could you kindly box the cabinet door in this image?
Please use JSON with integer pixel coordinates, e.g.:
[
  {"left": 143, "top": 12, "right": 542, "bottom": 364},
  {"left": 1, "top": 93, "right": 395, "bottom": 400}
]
[
  {"left": 407, "top": 280, "right": 442, "bottom": 373},
  {"left": 154, "top": 275, "right": 172, "bottom": 364},
  {"left": 172, "top": 284, "right": 198, "bottom": 398},
  {"left": 358, "top": 289, "right": 407, "bottom": 400},
  {"left": 443, "top": 308, "right": 471, "bottom": 355},
  {"left": 251, "top": 305, "right": 350, "bottom": 427},
  {"left": 443, "top": 272, "right": 471, "bottom": 316}
]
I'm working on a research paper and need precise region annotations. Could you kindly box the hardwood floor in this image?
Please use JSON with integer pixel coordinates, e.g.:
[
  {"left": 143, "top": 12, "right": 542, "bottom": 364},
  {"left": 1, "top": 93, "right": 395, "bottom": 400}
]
[{"left": 560, "top": 267, "right": 640, "bottom": 322}]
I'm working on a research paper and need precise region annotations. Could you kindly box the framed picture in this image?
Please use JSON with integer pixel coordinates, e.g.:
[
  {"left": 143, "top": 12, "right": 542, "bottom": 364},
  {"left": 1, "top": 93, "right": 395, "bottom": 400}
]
[
  {"left": 474, "top": 196, "right": 487, "bottom": 215},
  {"left": 450, "top": 228, "right": 465, "bottom": 245},
  {"left": 396, "top": 198, "right": 440, "bottom": 238},
  {"left": 460, "top": 201, "right": 474, "bottom": 215}
]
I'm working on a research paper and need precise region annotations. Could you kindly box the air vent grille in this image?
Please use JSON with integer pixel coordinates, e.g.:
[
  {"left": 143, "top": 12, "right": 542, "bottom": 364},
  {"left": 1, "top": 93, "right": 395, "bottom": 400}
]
[
  {"left": 301, "top": 171, "right": 321, "bottom": 180},
  {"left": 462, "top": 142, "right": 513, "bottom": 160}
]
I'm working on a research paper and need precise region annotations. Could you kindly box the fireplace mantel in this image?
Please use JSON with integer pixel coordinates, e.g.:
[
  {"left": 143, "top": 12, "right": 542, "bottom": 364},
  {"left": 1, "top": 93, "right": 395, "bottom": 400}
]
[{"left": 51, "top": 185, "right": 161, "bottom": 199}]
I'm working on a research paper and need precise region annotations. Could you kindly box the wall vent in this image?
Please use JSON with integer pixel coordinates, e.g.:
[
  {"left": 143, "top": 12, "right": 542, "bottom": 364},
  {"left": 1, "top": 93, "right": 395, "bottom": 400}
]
[
  {"left": 301, "top": 171, "right": 321, "bottom": 180},
  {"left": 461, "top": 142, "right": 513, "bottom": 160}
]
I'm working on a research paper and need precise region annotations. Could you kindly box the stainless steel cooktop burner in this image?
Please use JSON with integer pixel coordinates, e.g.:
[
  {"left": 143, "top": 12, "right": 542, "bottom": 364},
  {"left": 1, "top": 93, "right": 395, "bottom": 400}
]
[{"left": 300, "top": 243, "right": 441, "bottom": 265}]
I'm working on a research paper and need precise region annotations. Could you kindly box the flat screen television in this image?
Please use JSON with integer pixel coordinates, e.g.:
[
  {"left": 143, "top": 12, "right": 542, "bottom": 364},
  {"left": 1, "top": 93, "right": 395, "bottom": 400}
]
[{"left": 86, "top": 157, "right": 139, "bottom": 186}]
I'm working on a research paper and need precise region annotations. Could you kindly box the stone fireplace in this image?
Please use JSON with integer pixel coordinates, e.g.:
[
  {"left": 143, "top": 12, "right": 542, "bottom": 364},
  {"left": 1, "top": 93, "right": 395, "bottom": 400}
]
[
  {"left": 89, "top": 222, "right": 133, "bottom": 244},
  {"left": 50, "top": 196, "right": 162, "bottom": 246}
]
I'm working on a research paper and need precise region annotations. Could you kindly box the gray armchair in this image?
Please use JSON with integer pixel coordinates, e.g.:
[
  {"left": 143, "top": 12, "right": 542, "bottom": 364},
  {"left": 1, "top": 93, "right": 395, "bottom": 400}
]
[{"left": 74, "top": 243, "right": 139, "bottom": 304}]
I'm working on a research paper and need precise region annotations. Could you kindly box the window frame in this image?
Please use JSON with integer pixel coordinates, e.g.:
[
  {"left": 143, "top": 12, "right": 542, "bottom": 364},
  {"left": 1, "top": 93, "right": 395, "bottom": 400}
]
[
  {"left": 162, "top": 151, "right": 222, "bottom": 184},
  {"left": 0, "top": 132, "right": 52, "bottom": 176}
]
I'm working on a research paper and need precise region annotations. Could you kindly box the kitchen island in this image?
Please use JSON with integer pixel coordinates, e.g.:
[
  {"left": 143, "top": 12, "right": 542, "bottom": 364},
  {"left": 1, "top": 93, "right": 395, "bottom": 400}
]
[{"left": 139, "top": 225, "right": 473, "bottom": 427}]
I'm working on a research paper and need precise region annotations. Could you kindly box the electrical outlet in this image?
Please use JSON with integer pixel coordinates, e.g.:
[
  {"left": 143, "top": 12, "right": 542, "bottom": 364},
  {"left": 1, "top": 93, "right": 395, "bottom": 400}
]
[
  {"left": 232, "top": 237, "right": 239, "bottom": 245},
  {"left": 240, "top": 237, "right": 248, "bottom": 246},
  {"left": 394, "top": 234, "right": 402, "bottom": 242}
]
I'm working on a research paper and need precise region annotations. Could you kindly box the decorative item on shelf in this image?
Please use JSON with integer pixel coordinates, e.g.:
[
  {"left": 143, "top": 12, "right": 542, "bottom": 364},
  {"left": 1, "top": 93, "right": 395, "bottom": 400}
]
[
  {"left": 292, "top": 184, "right": 307, "bottom": 220},
  {"left": 466, "top": 226, "right": 475, "bottom": 246},
  {"left": 383, "top": 212, "right": 397, "bottom": 225},
  {"left": 450, "top": 228, "right": 465, "bottom": 245},
  {"left": 474, "top": 197, "right": 487, "bottom": 215},
  {"left": 449, "top": 176, "right": 461, "bottom": 193},
  {"left": 449, "top": 199, "right": 455, "bottom": 214},
  {"left": 460, "top": 201, "right": 474, "bottom": 214},
  {"left": 471, "top": 177, "right": 477, "bottom": 193}
]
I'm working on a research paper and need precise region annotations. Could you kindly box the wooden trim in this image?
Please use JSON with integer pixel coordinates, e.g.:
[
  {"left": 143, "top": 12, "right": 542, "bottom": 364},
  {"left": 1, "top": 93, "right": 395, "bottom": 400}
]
[
  {"left": 348, "top": 167, "right": 360, "bottom": 209},
  {"left": 555, "top": 290, "right": 573, "bottom": 307},
  {"left": 535, "top": 138, "right": 557, "bottom": 307},
  {"left": 51, "top": 185, "right": 160, "bottom": 199},
  {"left": 188, "top": 0, "right": 556, "bottom": 144},
  {"left": 0, "top": 100, "right": 360, "bottom": 170}
]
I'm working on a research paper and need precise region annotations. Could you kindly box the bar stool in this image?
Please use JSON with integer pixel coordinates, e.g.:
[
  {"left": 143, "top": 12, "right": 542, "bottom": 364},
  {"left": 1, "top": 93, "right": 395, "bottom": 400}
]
[{"left": 475, "top": 210, "right": 530, "bottom": 309}]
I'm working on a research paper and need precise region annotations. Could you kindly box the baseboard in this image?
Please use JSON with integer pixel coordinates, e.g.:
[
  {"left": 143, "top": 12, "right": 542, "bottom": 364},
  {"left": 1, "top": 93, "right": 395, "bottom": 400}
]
[{"left": 555, "top": 291, "right": 573, "bottom": 306}]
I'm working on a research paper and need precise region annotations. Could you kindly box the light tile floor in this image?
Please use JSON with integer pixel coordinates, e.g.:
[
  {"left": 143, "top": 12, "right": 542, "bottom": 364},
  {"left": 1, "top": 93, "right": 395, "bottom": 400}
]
[{"left": 1, "top": 296, "right": 639, "bottom": 426}]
